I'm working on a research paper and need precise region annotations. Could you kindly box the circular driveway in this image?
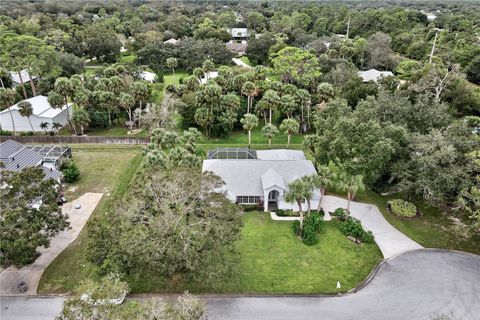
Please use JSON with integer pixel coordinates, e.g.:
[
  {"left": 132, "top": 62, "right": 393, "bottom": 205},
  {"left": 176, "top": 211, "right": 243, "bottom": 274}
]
[{"left": 206, "top": 249, "right": 480, "bottom": 320}]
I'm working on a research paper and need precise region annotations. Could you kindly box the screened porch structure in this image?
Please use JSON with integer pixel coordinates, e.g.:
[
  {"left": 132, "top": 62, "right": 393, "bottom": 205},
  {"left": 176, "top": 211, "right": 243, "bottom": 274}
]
[
  {"left": 207, "top": 148, "right": 257, "bottom": 160},
  {"left": 26, "top": 145, "right": 72, "bottom": 169}
]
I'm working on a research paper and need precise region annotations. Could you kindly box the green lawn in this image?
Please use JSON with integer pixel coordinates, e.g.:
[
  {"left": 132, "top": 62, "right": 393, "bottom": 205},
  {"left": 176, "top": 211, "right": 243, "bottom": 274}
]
[
  {"left": 38, "top": 145, "right": 143, "bottom": 293},
  {"left": 119, "top": 53, "right": 136, "bottom": 63},
  {"left": 239, "top": 56, "right": 254, "bottom": 66},
  {"left": 127, "top": 212, "right": 382, "bottom": 294}
]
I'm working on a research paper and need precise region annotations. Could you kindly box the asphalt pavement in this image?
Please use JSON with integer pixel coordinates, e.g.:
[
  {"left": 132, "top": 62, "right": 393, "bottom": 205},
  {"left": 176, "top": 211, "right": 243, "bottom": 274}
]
[{"left": 2, "top": 249, "right": 479, "bottom": 320}]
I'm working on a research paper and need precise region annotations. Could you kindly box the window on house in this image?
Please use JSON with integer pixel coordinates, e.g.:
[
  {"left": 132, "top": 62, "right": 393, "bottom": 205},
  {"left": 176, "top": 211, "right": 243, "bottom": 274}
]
[{"left": 236, "top": 196, "right": 260, "bottom": 204}]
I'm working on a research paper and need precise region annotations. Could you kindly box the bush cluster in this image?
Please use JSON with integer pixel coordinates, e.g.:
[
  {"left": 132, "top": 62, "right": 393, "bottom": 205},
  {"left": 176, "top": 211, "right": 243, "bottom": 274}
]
[
  {"left": 276, "top": 209, "right": 299, "bottom": 217},
  {"left": 61, "top": 159, "right": 80, "bottom": 183},
  {"left": 291, "top": 211, "right": 325, "bottom": 246},
  {"left": 388, "top": 199, "right": 417, "bottom": 218},
  {"left": 331, "top": 208, "right": 348, "bottom": 220},
  {"left": 0, "top": 129, "right": 12, "bottom": 136},
  {"left": 339, "top": 217, "right": 374, "bottom": 243}
]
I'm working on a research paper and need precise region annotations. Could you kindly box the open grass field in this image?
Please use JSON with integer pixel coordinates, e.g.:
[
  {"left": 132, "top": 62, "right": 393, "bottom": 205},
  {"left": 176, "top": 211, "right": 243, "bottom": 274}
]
[
  {"left": 127, "top": 212, "right": 382, "bottom": 294},
  {"left": 38, "top": 145, "right": 143, "bottom": 293}
]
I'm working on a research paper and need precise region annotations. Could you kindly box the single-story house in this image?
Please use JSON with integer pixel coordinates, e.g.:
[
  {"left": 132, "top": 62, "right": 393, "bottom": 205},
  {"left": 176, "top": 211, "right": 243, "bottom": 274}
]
[
  {"left": 164, "top": 38, "right": 179, "bottom": 45},
  {"left": 0, "top": 140, "right": 69, "bottom": 182},
  {"left": 202, "top": 148, "right": 321, "bottom": 212},
  {"left": 200, "top": 71, "right": 219, "bottom": 84},
  {"left": 226, "top": 41, "right": 248, "bottom": 55},
  {"left": 0, "top": 95, "right": 71, "bottom": 132},
  {"left": 358, "top": 69, "right": 394, "bottom": 83},
  {"left": 140, "top": 71, "right": 156, "bottom": 83},
  {"left": 9, "top": 69, "right": 37, "bottom": 88},
  {"left": 230, "top": 28, "right": 249, "bottom": 40}
]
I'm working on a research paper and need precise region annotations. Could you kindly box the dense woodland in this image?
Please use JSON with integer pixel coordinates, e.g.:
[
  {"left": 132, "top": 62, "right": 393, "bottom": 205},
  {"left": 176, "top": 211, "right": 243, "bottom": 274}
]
[{"left": 1, "top": 0, "right": 480, "bottom": 290}]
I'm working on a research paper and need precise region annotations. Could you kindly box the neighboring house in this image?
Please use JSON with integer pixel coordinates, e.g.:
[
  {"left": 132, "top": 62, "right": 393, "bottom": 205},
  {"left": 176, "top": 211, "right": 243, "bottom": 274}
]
[
  {"left": 200, "top": 71, "right": 219, "bottom": 84},
  {"left": 202, "top": 148, "right": 321, "bottom": 212},
  {"left": 0, "top": 95, "right": 71, "bottom": 132},
  {"left": 0, "top": 140, "right": 71, "bottom": 182},
  {"left": 164, "top": 38, "right": 179, "bottom": 45},
  {"left": 9, "top": 69, "right": 37, "bottom": 88},
  {"left": 226, "top": 41, "right": 248, "bottom": 55},
  {"left": 140, "top": 71, "right": 156, "bottom": 83},
  {"left": 230, "top": 28, "right": 249, "bottom": 40},
  {"left": 358, "top": 69, "right": 394, "bottom": 83}
]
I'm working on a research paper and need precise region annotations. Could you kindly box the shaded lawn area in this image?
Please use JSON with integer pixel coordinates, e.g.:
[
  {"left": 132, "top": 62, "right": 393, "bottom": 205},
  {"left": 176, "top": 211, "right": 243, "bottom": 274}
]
[
  {"left": 239, "top": 56, "right": 253, "bottom": 66},
  {"left": 119, "top": 53, "right": 136, "bottom": 63},
  {"left": 153, "top": 71, "right": 189, "bottom": 104},
  {"left": 328, "top": 188, "right": 480, "bottom": 255},
  {"left": 128, "top": 212, "right": 382, "bottom": 294},
  {"left": 38, "top": 145, "right": 143, "bottom": 293}
]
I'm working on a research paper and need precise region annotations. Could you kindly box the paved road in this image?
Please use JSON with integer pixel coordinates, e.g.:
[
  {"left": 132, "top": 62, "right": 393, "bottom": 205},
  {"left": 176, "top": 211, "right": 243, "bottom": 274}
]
[
  {"left": 2, "top": 250, "right": 479, "bottom": 320},
  {"left": 0, "top": 193, "right": 103, "bottom": 295},
  {"left": 321, "top": 195, "right": 423, "bottom": 258},
  {"left": 232, "top": 58, "right": 252, "bottom": 69}
]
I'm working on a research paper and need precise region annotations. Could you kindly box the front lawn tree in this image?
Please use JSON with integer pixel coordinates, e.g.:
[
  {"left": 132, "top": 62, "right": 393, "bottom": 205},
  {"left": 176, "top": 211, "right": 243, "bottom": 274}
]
[
  {"left": 280, "top": 118, "right": 299, "bottom": 148},
  {"left": 166, "top": 57, "right": 178, "bottom": 76},
  {"left": 241, "top": 113, "right": 259, "bottom": 148},
  {"left": 262, "top": 123, "right": 279, "bottom": 148},
  {"left": 311, "top": 164, "right": 335, "bottom": 210},
  {"left": 285, "top": 179, "right": 312, "bottom": 232},
  {"left": 0, "top": 168, "right": 69, "bottom": 267},
  {"left": 119, "top": 92, "right": 135, "bottom": 132},
  {"left": 334, "top": 167, "right": 365, "bottom": 215}
]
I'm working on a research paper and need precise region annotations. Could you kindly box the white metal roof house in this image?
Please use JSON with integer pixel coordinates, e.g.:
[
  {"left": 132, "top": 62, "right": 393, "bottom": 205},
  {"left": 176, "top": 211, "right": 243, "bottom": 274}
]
[
  {"left": 140, "top": 71, "right": 157, "bottom": 83},
  {"left": 0, "top": 95, "right": 72, "bottom": 132},
  {"left": 164, "top": 38, "right": 179, "bottom": 45},
  {"left": 202, "top": 148, "right": 321, "bottom": 212},
  {"left": 200, "top": 71, "right": 219, "bottom": 84},
  {"left": 0, "top": 140, "right": 69, "bottom": 182},
  {"left": 230, "top": 28, "right": 249, "bottom": 40},
  {"left": 9, "top": 69, "right": 38, "bottom": 88},
  {"left": 358, "top": 69, "right": 394, "bottom": 83}
]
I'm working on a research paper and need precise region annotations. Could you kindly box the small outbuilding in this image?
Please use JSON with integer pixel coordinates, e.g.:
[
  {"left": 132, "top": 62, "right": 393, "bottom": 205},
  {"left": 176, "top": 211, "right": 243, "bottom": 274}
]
[
  {"left": 140, "top": 71, "right": 157, "bottom": 83},
  {"left": 164, "top": 38, "right": 179, "bottom": 45},
  {"left": 9, "top": 69, "right": 37, "bottom": 88},
  {"left": 358, "top": 69, "right": 394, "bottom": 83},
  {"left": 0, "top": 95, "right": 71, "bottom": 132}
]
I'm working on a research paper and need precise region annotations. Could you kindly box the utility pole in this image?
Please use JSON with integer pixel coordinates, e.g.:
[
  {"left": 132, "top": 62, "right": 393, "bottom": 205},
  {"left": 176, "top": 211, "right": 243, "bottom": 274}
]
[
  {"left": 429, "top": 29, "right": 440, "bottom": 63},
  {"left": 346, "top": 16, "right": 351, "bottom": 40}
]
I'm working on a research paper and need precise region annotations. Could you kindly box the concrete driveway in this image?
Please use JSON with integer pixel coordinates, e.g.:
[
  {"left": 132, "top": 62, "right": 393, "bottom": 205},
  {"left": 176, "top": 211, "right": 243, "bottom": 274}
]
[
  {"left": 321, "top": 195, "right": 423, "bottom": 258},
  {"left": 2, "top": 250, "right": 479, "bottom": 320},
  {"left": 0, "top": 193, "right": 103, "bottom": 295}
]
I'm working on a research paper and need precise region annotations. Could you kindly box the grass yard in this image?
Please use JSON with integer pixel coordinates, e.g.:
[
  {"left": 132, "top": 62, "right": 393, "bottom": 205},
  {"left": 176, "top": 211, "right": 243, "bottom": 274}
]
[
  {"left": 239, "top": 56, "right": 254, "bottom": 66},
  {"left": 119, "top": 53, "right": 136, "bottom": 63},
  {"left": 127, "top": 212, "right": 382, "bottom": 294},
  {"left": 38, "top": 145, "right": 143, "bottom": 293}
]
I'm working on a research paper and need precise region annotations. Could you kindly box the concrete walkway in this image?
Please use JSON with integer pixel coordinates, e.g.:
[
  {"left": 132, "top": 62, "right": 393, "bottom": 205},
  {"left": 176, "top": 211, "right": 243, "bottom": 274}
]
[
  {"left": 321, "top": 195, "right": 423, "bottom": 258},
  {"left": 0, "top": 193, "right": 103, "bottom": 295},
  {"left": 232, "top": 58, "right": 252, "bottom": 69}
]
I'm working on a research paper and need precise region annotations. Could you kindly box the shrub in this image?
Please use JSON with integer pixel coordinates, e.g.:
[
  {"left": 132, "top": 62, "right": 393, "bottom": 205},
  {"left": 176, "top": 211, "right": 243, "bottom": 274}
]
[
  {"left": 242, "top": 204, "right": 262, "bottom": 212},
  {"left": 61, "top": 159, "right": 80, "bottom": 183},
  {"left": 388, "top": 199, "right": 417, "bottom": 218},
  {"left": 331, "top": 208, "right": 348, "bottom": 220},
  {"left": 339, "top": 217, "right": 374, "bottom": 243},
  {"left": 0, "top": 129, "right": 12, "bottom": 136},
  {"left": 302, "top": 223, "right": 319, "bottom": 245},
  {"left": 275, "top": 209, "right": 299, "bottom": 217},
  {"left": 291, "top": 220, "right": 301, "bottom": 236},
  {"left": 20, "top": 131, "right": 34, "bottom": 136}
]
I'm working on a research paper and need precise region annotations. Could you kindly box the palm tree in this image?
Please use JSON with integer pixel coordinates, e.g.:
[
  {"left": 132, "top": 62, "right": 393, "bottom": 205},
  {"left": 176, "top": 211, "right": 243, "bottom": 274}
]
[
  {"left": 71, "top": 107, "right": 90, "bottom": 135},
  {"left": 119, "top": 92, "right": 135, "bottom": 132},
  {"left": 296, "top": 89, "right": 311, "bottom": 132},
  {"left": 202, "top": 59, "right": 215, "bottom": 80},
  {"left": 285, "top": 179, "right": 312, "bottom": 232},
  {"left": 0, "top": 88, "right": 18, "bottom": 135},
  {"left": 40, "top": 122, "right": 49, "bottom": 135},
  {"left": 53, "top": 77, "right": 74, "bottom": 132},
  {"left": 280, "top": 94, "right": 296, "bottom": 119},
  {"left": 131, "top": 81, "right": 149, "bottom": 110},
  {"left": 317, "top": 82, "right": 335, "bottom": 108},
  {"left": 261, "top": 123, "right": 279, "bottom": 148},
  {"left": 241, "top": 81, "right": 257, "bottom": 114},
  {"left": 240, "top": 113, "right": 259, "bottom": 149},
  {"left": 310, "top": 165, "right": 335, "bottom": 211},
  {"left": 18, "top": 100, "right": 35, "bottom": 133},
  {"left": 334, "top": 168, "right": 365, "bottom": 215},
  {"left": 166, "top": 57, "right": 178, "bottom": 76},
  {"left": 260, "top": 89, "right": 281, "bottom": 124},
  {"left": 52, "top": 122, "right": 62, "bottom": 134},
  {"left": 0, "top": 67, "right": 7, "bottom": 89},
  {"left": 280, "top": 118, "right": 299, "bottom": 148}
]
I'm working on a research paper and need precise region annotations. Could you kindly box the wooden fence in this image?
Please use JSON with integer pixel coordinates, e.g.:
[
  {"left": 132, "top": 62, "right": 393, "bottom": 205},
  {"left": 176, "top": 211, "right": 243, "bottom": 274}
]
[{"left": 0, "top": 135, "right": 150, "bottom": 145}]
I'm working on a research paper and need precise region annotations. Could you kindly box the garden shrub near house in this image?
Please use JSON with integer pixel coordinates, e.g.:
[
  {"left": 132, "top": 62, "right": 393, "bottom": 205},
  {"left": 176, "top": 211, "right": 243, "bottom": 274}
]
[
  {"left": 388, "top": 199, "right": 417, "bottom": 218},
  {"left": 331, "top": 208, "right": 348, "bottom": 221},
  {"left": 61, "top": 159, "right": 80, "bottom": 183},
  {"left": 291, "top": 211, "right": 326, "bottom": 245},
  {"left": 339, "top": 217, "right": 374, "bottom": 244}
]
